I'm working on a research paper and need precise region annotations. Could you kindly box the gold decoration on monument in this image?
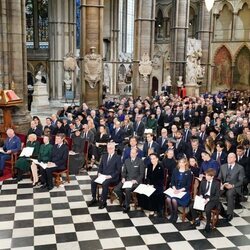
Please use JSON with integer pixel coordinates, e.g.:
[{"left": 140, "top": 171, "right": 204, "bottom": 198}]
[
  {"left": 84, "top": 47, "right": 102, "bottom": 89},
  {"left": 139, "top": 52, "right": 153, "bottom": 81},
  {"left": 0, "top": 81, "right": 23, "bottom": 132},
  {"left": 64, "top": 52, "right": 77, "bottom": 72}
]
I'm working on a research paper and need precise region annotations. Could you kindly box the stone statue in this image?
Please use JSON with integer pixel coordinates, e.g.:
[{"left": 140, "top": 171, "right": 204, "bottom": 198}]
[
  {"left": 139, "top": 52, "right": 152, "bottom": 81},
  {"left": 35, "top": 71, "right": 42, "bottom": 84},
  {"left": 177, "top": 76, "right": 183, "bottom": 88},
  {"left": 84, "top": 47, "right": 102, "bottom": 89},
  {"left": 165, "top": 75, "right": 172, "bottom": 86},
  {"left": 104, "top": 63, "right": 111, "bottom": 88},
  {"left": 64, "top": 71, "right": 72, "bottom": 90}
]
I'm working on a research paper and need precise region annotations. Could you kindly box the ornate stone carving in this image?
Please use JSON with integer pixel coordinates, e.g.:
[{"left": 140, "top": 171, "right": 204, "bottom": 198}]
[
  {"left": 139, "top": 52, "right": 152, "bottom": 81},
  {"left": 104, "top": 63, "right": 111, "bottom": 89},
  {"left": 186, "top": 39, "right": 205, "bottom": 86},
  {"left": 64, "top": 52, "right": 77, "bottom": 71},
  {"left": 84, "top": 47, "right": 102, "bottom": 89}
]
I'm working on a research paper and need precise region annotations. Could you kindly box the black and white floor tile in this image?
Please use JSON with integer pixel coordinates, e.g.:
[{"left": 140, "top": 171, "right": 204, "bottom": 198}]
[{"left": 0, "top": 168, "right": 250, "bottom": 250}]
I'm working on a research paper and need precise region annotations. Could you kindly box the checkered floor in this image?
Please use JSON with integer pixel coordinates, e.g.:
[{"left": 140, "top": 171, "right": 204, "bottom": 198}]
[{"left": 0, "top": 168, "right": 250, "bottom": 250}]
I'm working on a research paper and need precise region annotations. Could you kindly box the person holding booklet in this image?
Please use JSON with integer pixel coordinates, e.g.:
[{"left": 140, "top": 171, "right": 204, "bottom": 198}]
[
  {"left": 30, "top": 135, "right": 53, "bottom": 186},
  {"left": 0, "top": 128, "right": 21, "bottom": 177},
  {"left": 189, "top": 168, "right": 220, "bottom": 233},
  {"left": 138, "top": 153, "right": 164, "bottom": 217},
  {"left": 89, "top": 142, "right": 122, "bottom": 209},
  {"left": 166, "top": 157, "right": 192, "bottom": 222},
  {"left": 15, "top": 133, "right": 40, "bottom": 182},
  {"left": 113, "top": 147, "right": 145, "bottom": 213},
  {"left": 40, "top": 133, "right": 69, "bottom": 190}
]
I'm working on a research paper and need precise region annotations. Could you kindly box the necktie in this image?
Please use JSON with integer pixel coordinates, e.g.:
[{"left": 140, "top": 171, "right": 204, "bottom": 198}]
[
  {"left": 205, "top": 181, "right": 210, "bottom": 193},
  {"left": 217, "top": 152, "right": 221, "bottom": 164},
  {"left": 161, "top": 139, "right": 165, "bottom": 147},
  {"left": 227, "top": 165, "right": 232, "bottom": 177},
  {"left": 107, "top": 155, "right": 111, "bottom": 164}
]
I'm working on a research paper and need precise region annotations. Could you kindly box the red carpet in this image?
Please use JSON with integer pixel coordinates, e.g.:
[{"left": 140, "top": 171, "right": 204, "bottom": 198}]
[{"left": 0, "top": 167, "right": 12, "bottom": 182}]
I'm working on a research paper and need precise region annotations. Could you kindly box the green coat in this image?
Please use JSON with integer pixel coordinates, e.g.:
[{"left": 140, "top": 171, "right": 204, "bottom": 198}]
[
  {"left": 15, "top": 141, "right": 40, "bottom": 172},
  {"left": 38, "top": 143, "right": 53, "bottom": 163}
]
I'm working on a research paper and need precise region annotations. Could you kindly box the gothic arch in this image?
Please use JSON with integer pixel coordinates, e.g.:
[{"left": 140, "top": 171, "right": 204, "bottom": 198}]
[
  {"left": 213, "top": 45, "right": 232, "bottom": 64},
  {"left": 233, "top": 46, "right": 250, "bottom": 87},
  {"left": 233, "top": 43, "right": 250, "bottom": 64},
  {"left": 214, "top": 0, "right": 234, "bottom": 15},
  {"left": 235, "top": 0, "right": 250, "bottom": 14},
  {"left": 27, "top": 62, "right": 34, "bottom": 75},
  {"left": 212, "top": 46, "right": 232, "bottom": 90}
]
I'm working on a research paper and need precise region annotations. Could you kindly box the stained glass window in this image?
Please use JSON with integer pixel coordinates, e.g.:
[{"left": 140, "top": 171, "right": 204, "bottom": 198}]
[{"left": 26, "top": 0, "right": 34, "bottom": 48}]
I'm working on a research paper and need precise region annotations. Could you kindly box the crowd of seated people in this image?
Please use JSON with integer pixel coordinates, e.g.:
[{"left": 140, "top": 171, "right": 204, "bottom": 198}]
[{"left": 0, "top": 89, "right": 249, "bottom": 231}]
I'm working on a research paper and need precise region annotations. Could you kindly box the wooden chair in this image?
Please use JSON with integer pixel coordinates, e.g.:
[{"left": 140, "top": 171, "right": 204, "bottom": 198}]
[
  {"left": 181, "top": 173, "right": 195, "bottom": 222},
  {"left": 211, "top": 208, "right": 220, "bottom": 229},
  {"left": 52, "top": 156, "right": 70, "bottom": 187},
  {"left": 97, "top": 183, "right": 116, "bottom": 204},
  {"left": 5, "top": 133, "right": 26, "bottom": 177}
]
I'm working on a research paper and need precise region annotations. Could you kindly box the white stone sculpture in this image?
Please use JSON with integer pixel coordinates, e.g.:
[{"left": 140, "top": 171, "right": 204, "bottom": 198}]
[
  {"left": 84, "top": 47, "right": 102, "bottom": 89},
  {"left": 165, "top": 75, "right": 172, "bottom": 86},
  {"left": 186, "top": 39, "right": 205, "bottom": 85},
  {"left": 139, "top": 52, "right": 153, "bottom": 81},
  {"left": 64, "top": 71, "right": 72, "bottom": 90},
  {"left": 177, "top": 76, "right": 183, "bottom": 88},
  {"left": 35, "top": 71, "right": 42, "bottom": 83}
]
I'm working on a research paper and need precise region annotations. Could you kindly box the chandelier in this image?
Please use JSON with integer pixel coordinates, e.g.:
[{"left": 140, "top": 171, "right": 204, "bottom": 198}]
[{"left": 205, "top": 0, "right": 215, "bottom": 12}]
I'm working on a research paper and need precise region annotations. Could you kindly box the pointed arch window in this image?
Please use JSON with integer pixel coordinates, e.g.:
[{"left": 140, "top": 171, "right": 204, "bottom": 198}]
[{"left": 25, "top": 0, "right": 48, "bottom": 49}]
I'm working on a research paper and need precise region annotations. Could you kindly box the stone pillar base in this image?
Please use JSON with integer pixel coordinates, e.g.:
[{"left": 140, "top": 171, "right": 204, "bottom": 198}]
[
  {"left": 185, "top": 84, "right": 201, "bottom": 97},
  {"left": 32, "top": 84, "right": 49, "bottom": 112}
]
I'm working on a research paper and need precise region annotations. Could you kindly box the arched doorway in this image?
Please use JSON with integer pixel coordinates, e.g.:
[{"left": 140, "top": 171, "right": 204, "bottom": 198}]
[{"left": 152, "top": 77, "right": 158, "bottom": 96}]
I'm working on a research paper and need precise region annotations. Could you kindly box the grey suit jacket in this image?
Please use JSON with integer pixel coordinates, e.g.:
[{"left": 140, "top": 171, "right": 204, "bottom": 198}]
[
  {"left": 122, "top": 157, "right": 145, "bottom": 184},
  {"left": 218, "top": 163, "right": 245, "bottom": 194}
]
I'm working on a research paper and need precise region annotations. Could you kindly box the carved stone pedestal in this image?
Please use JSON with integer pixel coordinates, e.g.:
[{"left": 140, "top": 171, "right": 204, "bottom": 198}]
[
  {"left": 32, "top": 83, "right": 49, "bottom": 112},
  {"left": 185, "top": 84, "right": 201, "bottom": 97}
]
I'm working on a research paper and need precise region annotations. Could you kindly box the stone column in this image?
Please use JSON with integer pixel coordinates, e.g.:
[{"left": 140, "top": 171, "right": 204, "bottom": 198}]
[
  {"left": 80, "top": 0, "right": 104, "bottom": 107},
  {"left": 133, "top": 0, "right": 155, "bottom": 98},
  {"left": 197, "top": 0, "right": 212, "bottom": 92},
  {"left": 48, "top": 0, "right": 76, "bottom": 105},
  {"left": 110, "top": 0, "right": 119, "bottom": 95},
  {"left": 170, "top": 0, "right": 190, "bottom": 88},
  {"left": 0, "top": 0, "right": 31, "bottom": 132}
]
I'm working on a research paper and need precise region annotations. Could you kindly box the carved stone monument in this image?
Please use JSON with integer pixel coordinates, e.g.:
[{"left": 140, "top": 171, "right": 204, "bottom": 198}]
[
  {"left": 139, "top": 52, "right": 152, "bottom": 81},
  {"left": 32, "top": 71, "right": 49, "bottom": 112},
  {"left": 83, "top": 47, "right": 103, "bottom": 107},
  {"left": 185, "top": 39, "right": 205, "bottom": 96}
]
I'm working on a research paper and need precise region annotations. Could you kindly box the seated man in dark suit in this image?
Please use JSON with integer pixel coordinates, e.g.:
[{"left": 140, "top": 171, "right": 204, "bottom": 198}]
[
  {"left": 219, "top": 153, "right": 245, "bottom": 221},
  {"left": 133, "top": 114, "right": 145, "bottom": 142},
  {"left": 89, "top": 142, "right": 122, "bottom": 209},
  {"left": 142, "top": 133, "right": 160, "bottom": 157},
  {"left": 111, "top": 120, "right": 125, "bottom": 155},
  {"left": 0, "top": 128, "right": 22, "bottom": 177},
  {"left": 190, "top": 168, "right": 221, "bottom": 233},
  {"left": 211, "top": 141, "right": 228, "bottom": 166},
  {"left": 236, "top": 145, "right": 249, "bottom": 194},
  {"left": 114, "top": 147, "right": 145, "bottom": 213},
  {"left": 122, "top": 136, "right": 143, "bottom": 163},
  {"left": 40, "top": 133, "right": 69, "bottom": 191}
]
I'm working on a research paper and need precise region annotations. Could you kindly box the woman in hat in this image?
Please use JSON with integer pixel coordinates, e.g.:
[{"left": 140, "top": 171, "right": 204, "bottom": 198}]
[
  {"left": 15, "top": 133, "right": 41, "bottom": 182},
  {"left": 138, "top": 153, "right": 164, "bottom": 217},
  {"left": 69, "top": 128, "right": 85, "bottom": 174}
]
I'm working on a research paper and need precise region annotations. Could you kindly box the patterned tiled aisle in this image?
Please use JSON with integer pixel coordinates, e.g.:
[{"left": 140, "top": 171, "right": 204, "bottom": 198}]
[{"left": 0, "top": 167, "right": 250, "bottom": 250}]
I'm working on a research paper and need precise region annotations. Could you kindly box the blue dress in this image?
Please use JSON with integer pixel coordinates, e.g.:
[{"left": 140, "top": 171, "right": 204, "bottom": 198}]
[
  {"left": 175, "top": 172, "right": 190, "bottom": 206},
  {"left": 167, "top": 168, "right": 192, "bottom": 207}
]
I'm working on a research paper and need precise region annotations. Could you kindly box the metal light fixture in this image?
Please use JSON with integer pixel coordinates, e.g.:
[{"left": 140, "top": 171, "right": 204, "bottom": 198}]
[{"left": 205, "top": 0, "right": 215, "bottom": 12}]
